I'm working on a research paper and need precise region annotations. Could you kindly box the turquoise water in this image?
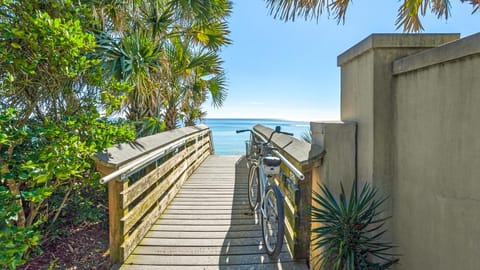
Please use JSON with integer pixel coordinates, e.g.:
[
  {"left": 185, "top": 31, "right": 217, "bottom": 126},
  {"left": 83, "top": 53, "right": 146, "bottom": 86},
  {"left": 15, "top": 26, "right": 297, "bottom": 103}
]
[{"left": 201, "top": 118, "right": 310, "bottom": 155}]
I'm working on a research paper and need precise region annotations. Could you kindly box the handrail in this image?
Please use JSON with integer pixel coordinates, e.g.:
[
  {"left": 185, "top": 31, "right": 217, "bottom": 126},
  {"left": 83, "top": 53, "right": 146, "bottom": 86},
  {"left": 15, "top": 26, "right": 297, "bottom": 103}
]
[
  {"left": 95, "top": 126, "right": 213, "bottom": 263},
  {"left": 100, "top": 129, "right": 209, "bottom": 184},
  {"left": 252, "top": 129, "right": 305, "bottom": 181}
]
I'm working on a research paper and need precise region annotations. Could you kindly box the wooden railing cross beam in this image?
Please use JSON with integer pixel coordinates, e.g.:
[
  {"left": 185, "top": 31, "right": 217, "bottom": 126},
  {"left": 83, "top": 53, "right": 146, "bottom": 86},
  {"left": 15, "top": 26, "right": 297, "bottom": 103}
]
[{"left": 94, "top": 125, "right": 213, "bottom": 264}]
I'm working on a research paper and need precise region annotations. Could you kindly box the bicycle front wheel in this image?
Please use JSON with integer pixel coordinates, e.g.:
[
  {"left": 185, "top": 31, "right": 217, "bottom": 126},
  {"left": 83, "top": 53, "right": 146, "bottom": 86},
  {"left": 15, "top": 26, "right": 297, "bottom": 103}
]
[
  {"left": 261, "top": 185, "right": 285, "bottom": 259},
  {"left": 247, "top": 165, "right": 260, "bottom": 210}
]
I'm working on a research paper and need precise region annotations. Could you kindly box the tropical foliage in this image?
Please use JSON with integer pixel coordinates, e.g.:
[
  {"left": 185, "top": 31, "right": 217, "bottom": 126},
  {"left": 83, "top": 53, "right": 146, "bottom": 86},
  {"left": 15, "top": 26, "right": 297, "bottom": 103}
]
[
  {"left": 311, "top": 180, "right": 399, "bottom": 269},
  {"left": 0, "top": 0, "right": 231, "bottom": 267},
  {"left": 301, "top": 130, "right": 312, "bottom": 143},
  {"left": 264, "top": 0, "right": 480, "bottom": 32},
  {"left": 0, "top": 108, "right": 134, "bottom": 268},
  {"left": 97, "top": 0, "right": 231, "bottom": 133}
]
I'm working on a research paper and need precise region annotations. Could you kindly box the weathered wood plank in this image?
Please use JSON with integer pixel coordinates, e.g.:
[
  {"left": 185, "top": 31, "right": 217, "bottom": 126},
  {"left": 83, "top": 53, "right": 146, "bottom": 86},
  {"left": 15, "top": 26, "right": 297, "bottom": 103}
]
[
  {"left": 165, "top": 209, "right": 253, "bottom": 215},
  {"left": 184, "top": 182, "right": 238, "bottom": 185},
  {"left": 122, "top": 166, "right": 188, "bottom": 258},
  {"left": 167, "top": 204, "right": 250, "bottom": 210},
  {"left": 159, "top": 214, "right": 254, "bottom": 220},
  {"left": 108, "top": 179, "right": 128, "bottom": 263},
  {"left": 155, "top": 218, "right": 256, "bottom": 226},
  {"left": 95, "top": 125, "right": 210, "bottom": 168},
  {"left": 177, "top": 193, "right": 247, "bottom": 197},
  {"left": 181, "top": 184, "right": 247, "bottom": 188},
  {"left": 121, "top": 147, "right": 187, "bottom": 207},
  {"left": 145, "top": 230, "right": 262, "bottom": 239},
  {"left": 175, "top": 194, "right": 247, "bottom": 199},
  {"left": 193, "top": 169, "right": 235, "bottom": 172},
  {"left": 284, "top": 214, "right": 296, "bottom": 257},
  {"left": 132, "top": 245, "right": 288, "bottom": 256},
  {"left": 168, "top": 198, "right": 245, "bottom": 202},
  {"left": 121, "top": 262, "right": 308, "bottom": 270},
  {"left": 168, "top": 201, "right": 251, "bottom": 206},
  {"left": 171, "top": 197, "right": 248, "bottom": 203},
  {"left": 124, "top": 251, "right": 293, "bottom": 265},
  {"left": 138, "top": 237, "right": 262, "bottom": 247},
  {"left": 121, "top": 160, "right": 189, "bottom": 233},
  {"left": 120, "top": 144, "right": 211, "bottom": 259},
  {"left": 149, "top": 224, "right": 259, "bottom": 232},
  {"left": 121, "top": 195, "right": 162, "bottom": 260},
  {"left": 121, "top": 143, "right": 210, "bottom": 233},
  {"left": 179, "top": 189, "right": 246, "bottom": 193}
]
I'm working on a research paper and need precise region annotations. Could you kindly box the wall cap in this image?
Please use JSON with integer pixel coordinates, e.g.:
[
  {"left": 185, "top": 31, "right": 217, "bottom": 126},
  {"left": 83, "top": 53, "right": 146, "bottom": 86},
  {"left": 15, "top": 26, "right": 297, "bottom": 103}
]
[
  {"left": 337, "top": 33, "right": 460, "bottom": 66},
  {"left": 393, "top": 32, "right": 480, "bottom": 75},
  {"left": 95, "top": 125, "right": 209, "bottom": 168}
]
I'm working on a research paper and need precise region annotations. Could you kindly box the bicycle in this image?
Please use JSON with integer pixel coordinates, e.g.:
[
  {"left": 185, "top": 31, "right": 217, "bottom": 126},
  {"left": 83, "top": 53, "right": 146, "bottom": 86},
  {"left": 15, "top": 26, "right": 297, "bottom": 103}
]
[{"left": 236, "top": 126, "right": 303, "bottom": 259}]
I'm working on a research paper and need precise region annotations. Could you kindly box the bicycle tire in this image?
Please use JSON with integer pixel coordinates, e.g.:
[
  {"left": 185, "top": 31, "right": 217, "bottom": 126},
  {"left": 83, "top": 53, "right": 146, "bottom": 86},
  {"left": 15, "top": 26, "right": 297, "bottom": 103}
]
[
  {"left": 246, "top": 133, "right": 257, "bottom": 168},
  {"left": 261, "top": 185, "right": 285, "bottom": 260},
  {"left": 247, "top": 165, "right": 260, "bottom": 210}
]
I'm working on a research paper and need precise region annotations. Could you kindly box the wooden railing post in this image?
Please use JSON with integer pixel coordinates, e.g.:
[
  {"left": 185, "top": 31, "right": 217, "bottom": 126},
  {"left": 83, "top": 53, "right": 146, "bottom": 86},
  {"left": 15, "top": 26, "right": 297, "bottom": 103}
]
[
  {"left": 108, "top": 179, "right": 127, "bottom": 263},
  {"left": 208, "top": 129, "right": 215, "bottom": 154},
  {"left": 296, "top": 166, "right": 312, "bottom": 260},
  {"left": 295, "top": 160, "right": 321, "bottom": 260}
]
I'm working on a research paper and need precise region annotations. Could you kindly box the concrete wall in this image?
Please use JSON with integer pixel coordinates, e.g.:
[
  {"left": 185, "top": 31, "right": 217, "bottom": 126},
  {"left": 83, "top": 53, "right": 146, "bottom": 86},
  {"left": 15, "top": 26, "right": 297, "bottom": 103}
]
[
  {"left": 309, "top": 121, "right": 356, "bottom": 267},
  {"left": 338, "top": 33, "right": 459, "bottom": 193},
  {"left": 337, "top": 34, "right": 460, "bottom": 243},
  {"left": 310, "top": 121, "right": 356, "bottom": 194},
  {"left": 391, "top": 33, "right": 480, "bottom": 269},
  {"left": 317, "top": 33, "right": 480, "bottom": 269}
]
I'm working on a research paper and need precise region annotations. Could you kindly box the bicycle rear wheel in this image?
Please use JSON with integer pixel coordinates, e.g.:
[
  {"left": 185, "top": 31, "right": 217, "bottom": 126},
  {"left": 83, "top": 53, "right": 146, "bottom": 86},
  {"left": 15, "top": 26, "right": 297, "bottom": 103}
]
[
  {"left": 261, "top": 185, "right": 285, "bottom": 259},
  {"left": 247, "top": 165, "right": 260, "bottom": 210}
]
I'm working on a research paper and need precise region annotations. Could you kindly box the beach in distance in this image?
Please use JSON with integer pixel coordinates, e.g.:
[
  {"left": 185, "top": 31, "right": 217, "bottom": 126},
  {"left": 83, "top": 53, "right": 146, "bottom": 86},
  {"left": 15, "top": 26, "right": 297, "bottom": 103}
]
[{"left": 201, "top": 118, "right": 310, "bottom": 155}]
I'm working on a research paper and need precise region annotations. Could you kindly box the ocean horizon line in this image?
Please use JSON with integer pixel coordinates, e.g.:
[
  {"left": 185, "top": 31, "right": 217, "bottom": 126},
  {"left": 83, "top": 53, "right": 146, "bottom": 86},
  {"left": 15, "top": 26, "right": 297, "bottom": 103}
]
[{"left": 204, "top": 117, "right": 309, "bottom": 122}]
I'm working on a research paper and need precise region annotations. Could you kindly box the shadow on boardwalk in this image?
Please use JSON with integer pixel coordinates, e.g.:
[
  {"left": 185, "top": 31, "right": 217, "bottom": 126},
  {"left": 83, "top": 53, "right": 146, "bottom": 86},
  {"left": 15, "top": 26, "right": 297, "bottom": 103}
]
[
  {"left": 217, "top": 156, "right": 308, "bottom": 270},
  {"left": 119, "top": 155, "right": 308, "bottom": 270}
]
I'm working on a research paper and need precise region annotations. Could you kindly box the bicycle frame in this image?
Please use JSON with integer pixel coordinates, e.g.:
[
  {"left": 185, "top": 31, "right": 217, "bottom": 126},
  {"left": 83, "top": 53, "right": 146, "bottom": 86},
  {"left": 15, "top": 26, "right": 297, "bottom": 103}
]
[{"left": 250, "top": 157, "right": 276, "bottom": 219}]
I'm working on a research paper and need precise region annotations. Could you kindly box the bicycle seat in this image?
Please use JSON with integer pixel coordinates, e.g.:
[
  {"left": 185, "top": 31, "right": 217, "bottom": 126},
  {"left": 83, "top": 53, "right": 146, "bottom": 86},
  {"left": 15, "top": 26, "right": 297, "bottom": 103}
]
[{"left": 263, "top": 156, "right": 281, "bottom": 167}]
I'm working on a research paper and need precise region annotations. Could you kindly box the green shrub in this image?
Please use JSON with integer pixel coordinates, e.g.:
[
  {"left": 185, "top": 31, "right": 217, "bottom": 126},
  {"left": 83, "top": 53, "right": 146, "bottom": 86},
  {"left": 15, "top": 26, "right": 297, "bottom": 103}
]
[
  {"left": 0, "top": 108, "right": 134, "bottom": 268},
  {"left": 311, "top": 180, "right": 399, "bottom": 270},
  {"left": 0, "top": 187, "right": 41, "bottom": 269}
]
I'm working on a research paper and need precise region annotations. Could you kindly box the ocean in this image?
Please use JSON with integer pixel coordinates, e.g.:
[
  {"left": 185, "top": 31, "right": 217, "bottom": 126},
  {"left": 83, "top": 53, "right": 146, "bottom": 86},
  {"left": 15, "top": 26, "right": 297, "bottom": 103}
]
[{"left": 201, "top": 118, "right": 310, "bottom": 155}]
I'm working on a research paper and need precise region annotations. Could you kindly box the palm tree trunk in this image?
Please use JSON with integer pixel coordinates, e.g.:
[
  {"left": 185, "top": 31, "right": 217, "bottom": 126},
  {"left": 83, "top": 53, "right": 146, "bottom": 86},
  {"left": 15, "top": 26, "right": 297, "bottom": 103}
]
[{"left": 164, "top": 105, "right": 178, "bottom": 130}]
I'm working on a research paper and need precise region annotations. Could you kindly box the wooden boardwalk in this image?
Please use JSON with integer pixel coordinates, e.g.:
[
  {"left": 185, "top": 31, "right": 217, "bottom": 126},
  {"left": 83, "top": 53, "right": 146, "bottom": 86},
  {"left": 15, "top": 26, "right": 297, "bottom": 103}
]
[{"left": 120, "top": 155, "right": 308, "bottom": 270}]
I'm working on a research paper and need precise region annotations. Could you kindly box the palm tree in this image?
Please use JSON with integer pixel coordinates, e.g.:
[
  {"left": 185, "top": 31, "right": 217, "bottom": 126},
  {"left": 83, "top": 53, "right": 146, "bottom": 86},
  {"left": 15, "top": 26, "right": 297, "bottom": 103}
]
[
  {"left": 181, "top": 70, "right": 227, "bottom": 126},
  {"left": 264, "top": 0, "right": 479, "bottom": 32},
  {"left": 95, "top": 0, "right": 231, "bottom": 133},
  {"left": 98, "top": 30, "right": 165, "bottom": 121},
  {"left": 162, "top": 37, "right": 227, "bottom": 130}
]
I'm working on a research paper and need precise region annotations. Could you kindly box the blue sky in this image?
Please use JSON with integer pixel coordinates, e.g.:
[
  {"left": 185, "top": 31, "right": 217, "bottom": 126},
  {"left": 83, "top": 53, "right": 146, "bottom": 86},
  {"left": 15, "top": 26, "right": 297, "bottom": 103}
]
[{"left": 206, "top": 0, "right": 478, "bottom": 121}]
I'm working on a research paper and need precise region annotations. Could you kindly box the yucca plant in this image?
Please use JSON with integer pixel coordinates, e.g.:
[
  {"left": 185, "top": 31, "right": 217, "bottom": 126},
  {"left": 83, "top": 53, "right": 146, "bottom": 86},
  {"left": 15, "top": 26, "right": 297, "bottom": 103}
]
[
  {"left": 311, "top": 180, "right": 399, "bottom": 270},
  {"left": 301, "top": 130, "right": 312, "bottom": 143}
]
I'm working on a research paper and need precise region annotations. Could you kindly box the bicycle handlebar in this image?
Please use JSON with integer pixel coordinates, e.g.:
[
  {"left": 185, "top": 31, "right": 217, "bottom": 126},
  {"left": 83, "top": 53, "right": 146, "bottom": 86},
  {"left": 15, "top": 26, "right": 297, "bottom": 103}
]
[
  {"left": 267, "top": 129, "right": 292, "bottom": 143},
  {"left": 237, "top": 127, "right": 293, "bottom": 143},
  {"left": 280, "top": 131, "right": 293, "bottom": 136}
]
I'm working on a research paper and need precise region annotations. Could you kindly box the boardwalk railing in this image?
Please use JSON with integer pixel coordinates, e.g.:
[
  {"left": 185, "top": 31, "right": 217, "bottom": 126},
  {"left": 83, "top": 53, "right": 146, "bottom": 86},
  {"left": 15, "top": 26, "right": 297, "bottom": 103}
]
[
  {"left": 252, "top": 124, "right": 325, "bottom": 261},
  {"left": 94, "top": 125, "right": 213, "bottom": 263}
]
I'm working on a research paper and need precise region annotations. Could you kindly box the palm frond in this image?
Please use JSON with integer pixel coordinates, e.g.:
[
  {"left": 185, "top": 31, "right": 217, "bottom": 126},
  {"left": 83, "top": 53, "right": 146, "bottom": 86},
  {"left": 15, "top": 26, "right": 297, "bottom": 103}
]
[
  {"left": 206, "top": 71, "right": 227, "bottom": 108},
  {"left": 263, "top": 0, "right": 478, "bottom": 33}
]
